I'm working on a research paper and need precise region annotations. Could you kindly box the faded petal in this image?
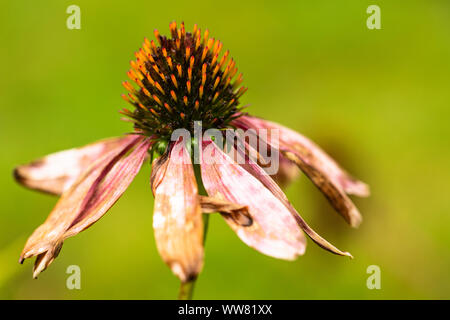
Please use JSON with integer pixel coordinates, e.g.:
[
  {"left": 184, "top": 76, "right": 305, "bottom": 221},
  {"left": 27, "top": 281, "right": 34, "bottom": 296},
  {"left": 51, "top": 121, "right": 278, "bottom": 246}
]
[
  {"left": 14, "top": 136, "right": 136, "bottom": 196},
  {"left": 234, "top": 115, "right": 369, "bottom": 197},
  {"left": 201, "top": 139, "right": 306, "bottom": 260},
  {"left": 233, "top": 137, "right": 352, "bottom": 257},
  {"left": 234, "top": 115, "right": 368, "bottom": 227},
  {"left": 283, "top": 150, "right": 363, "bottom": 228},
  {"left": 20, "top": 135, "right": 151, "bottom": 277},
  {"left": 151, "top": 139, "right": 204, "bottom": 283}
]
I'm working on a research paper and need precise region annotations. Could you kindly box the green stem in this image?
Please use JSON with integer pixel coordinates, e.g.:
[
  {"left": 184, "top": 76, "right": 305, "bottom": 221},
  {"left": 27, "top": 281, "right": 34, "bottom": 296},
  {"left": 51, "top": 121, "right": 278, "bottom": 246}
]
[
  {"left": 178, "top": 279, "right": 196, "bottom": 300},
  {"left": 177, "top": 161, "right": 209, "bottom": 300}
]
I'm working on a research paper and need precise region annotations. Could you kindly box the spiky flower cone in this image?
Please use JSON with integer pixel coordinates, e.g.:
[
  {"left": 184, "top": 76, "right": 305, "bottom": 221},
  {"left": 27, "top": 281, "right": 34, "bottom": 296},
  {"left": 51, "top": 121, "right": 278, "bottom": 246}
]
[{"left": 121, "top": 22, "right": 247, "bottom": 141}]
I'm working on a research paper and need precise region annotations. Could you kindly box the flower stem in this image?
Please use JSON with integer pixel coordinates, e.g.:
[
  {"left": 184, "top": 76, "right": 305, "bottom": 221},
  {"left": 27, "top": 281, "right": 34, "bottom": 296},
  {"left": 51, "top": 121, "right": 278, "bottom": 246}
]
[
  {"left": 177, "top": 161, "right": 209, "bottom": 300},
  {"left": 178, "top": 279, "right": 196, "bottom": 300}
]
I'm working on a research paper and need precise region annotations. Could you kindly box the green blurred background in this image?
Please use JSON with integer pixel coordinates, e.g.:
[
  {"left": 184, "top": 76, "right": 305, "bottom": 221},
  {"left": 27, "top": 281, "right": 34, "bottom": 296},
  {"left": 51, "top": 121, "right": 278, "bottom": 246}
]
[{"left": 1, "top": 0, "right": 449, "bottom": 299}]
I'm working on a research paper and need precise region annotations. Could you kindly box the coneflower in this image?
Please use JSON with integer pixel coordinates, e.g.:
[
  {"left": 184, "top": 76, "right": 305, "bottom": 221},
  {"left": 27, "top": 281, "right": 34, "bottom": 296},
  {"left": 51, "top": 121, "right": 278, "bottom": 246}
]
[{"left": 14, "top": 22, "right": 369, "bottom": 299}]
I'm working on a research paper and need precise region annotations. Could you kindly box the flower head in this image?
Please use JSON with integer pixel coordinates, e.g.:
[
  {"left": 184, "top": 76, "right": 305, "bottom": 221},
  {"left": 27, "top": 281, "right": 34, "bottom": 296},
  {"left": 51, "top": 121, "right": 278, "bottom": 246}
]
[
  {"left": 14, "top": 22, "right": 369, "bottom": 291},
  {"left": 121, "top": 21, "right": 246, "bottom": 141}
]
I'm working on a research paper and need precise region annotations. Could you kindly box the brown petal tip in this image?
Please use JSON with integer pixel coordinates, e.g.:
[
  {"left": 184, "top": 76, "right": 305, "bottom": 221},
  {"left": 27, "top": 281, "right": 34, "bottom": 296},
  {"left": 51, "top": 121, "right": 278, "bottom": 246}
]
[
  {"left": 13, "top": 167, "right": 23, "bottom": 183},
  {"left": 32, "top": 251, "right": 55, "bottom": 279}
]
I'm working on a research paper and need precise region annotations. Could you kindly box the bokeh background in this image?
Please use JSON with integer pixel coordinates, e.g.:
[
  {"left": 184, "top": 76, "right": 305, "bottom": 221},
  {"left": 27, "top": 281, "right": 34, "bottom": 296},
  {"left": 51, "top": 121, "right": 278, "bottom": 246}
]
[{"left": 1, "top": 0, "right": 449, "bottom": 299}]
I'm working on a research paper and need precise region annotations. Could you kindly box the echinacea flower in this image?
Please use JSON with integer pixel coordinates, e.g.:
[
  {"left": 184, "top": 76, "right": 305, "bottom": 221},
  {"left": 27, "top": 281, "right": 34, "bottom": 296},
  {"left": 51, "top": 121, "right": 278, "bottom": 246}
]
[{"left": 14, "top": 22, "right": 369, "bottom": 296}]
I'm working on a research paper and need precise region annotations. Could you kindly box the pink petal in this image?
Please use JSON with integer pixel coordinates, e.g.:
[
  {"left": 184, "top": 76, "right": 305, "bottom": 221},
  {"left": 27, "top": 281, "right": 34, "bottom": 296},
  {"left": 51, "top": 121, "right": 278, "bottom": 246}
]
[
  {"left": 232, "top": 136, "right": 352, "bottom": 257},
  {"left": 233, "top": 115, "right": 368, "bottom": 227},
  {"left": 201, "top": 139, "right": 306, "bottom": 260},
  {"left": 151, "top": 139, "right": 204, "bottom": 282},
  {"left": 14, "top": 136, "right": 138, "bottom": 195},
  {"left": 20, "top": 135, "right": 151, "bottom": 277},
  {"left": 65, "top": 138, "right": 152, "bottom": 236},
  {"left": 282, "top": 150, "right": 363, "bottom": 227},
  {"left": 233, "top": 115, "right": 370, "bottom": 197}
]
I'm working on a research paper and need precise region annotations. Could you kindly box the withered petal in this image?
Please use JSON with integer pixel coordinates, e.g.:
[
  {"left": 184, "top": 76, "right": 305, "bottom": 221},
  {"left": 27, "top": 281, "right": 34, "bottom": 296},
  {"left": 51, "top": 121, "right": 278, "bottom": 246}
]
[
  {"left": 235, "top": 138, "right": 353, "bottom": 258},
  {"left": 152, "top": 139, "right": 204, "bottom": 283},
  {"left": 32, "top": 243, "right": 62, "bottom": 279},
  {"left": 283, "top": 150, "right": 363, "bottom": 228},
  {"left": 13, "top": 136, "right": 137, "bottom": 196},
  {"left": 232, "top": 137, "right": 353, "bottom": 258},
  {"left": 201, "top": 138, "right": 306, "bottom": 260},
  {"left": 233, "top": 115, "right": 368, "bottom": 227},
  {"left": 64, "top": 137, "right": 152, "bottom": 237},
  {"left": 233, "top": 115, "right": 370, "bottom": 197},
  {"left": 20, "top": 135, "right": 151, "bottom": 277}
]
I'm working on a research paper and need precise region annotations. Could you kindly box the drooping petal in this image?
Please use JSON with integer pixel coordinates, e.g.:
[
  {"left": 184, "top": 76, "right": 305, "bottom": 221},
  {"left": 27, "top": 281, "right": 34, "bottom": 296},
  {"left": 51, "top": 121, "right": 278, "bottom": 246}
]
[
  {"left": 64, "top": 138, "right": 152, "bottom": 237},
  {"left": 151, "top": 139, "right": 204, "bottom": 283},
  {"left": 20, "top": 135, "right": 151, "bottom": 278},
  {"left": 232, "top": 136, "right": 352, "bottom": 257},
  {"left": 201, "top": 138, "right": 306, "bottom": 260},
  {"left": 14, "top": 136, "right": 138, "bottom": 196},
  {"left": 233, "top": 115, "right": 368, "bottom": 227},
  {"left": 282, "top": 150, "right": 362, "bottom": 227},
  {"left": 233, "top": 115, "right": 369, "bottom": 197}
]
